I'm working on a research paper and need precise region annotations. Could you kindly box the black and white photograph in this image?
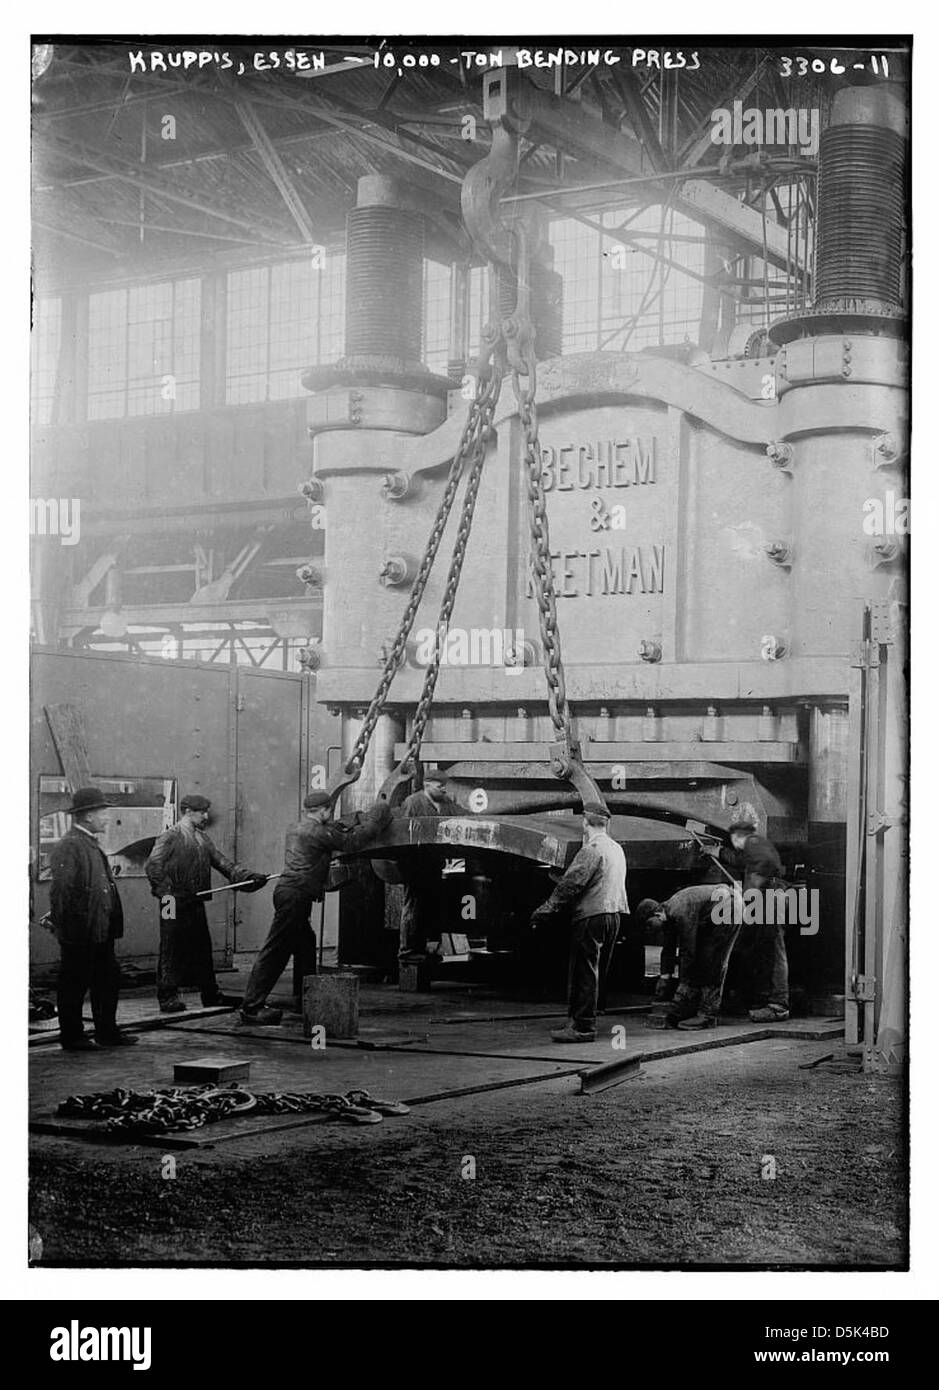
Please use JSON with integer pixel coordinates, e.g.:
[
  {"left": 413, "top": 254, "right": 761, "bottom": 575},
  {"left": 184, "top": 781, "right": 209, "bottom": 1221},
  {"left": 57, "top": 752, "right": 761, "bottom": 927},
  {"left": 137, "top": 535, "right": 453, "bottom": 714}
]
[{"left": 21, "top": 23, "right": 922, "bottom": 1312}]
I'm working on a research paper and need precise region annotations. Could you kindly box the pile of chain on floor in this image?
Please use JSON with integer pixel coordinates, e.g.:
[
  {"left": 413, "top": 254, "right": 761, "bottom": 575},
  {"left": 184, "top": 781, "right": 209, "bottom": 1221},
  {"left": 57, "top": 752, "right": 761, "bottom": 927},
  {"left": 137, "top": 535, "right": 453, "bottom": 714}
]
[{"left": 56, "top": 1084, "right": 408, "bottom": 1135}]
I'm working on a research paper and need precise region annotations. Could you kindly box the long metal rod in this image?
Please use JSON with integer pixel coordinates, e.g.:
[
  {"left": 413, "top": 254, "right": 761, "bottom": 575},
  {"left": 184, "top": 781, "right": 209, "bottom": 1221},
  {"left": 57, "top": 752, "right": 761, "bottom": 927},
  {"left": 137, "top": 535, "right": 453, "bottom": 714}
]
[
  {"left": 502, "top": 166, "right": 727, "bottom": 202},
  {"left": 196, "top": 875, "right": 280, "bottom": 899}
]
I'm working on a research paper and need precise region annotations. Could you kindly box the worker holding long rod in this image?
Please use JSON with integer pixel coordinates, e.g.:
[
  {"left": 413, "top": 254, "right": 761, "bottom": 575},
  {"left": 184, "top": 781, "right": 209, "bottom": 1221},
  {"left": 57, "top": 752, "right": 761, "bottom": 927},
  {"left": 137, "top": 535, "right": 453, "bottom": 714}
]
[
  {"left": 238, "top": 790, "right": 392, "bottom": 1026},
  {"left": 145, "top": 794, "right": 268, "bottom": 1014}
]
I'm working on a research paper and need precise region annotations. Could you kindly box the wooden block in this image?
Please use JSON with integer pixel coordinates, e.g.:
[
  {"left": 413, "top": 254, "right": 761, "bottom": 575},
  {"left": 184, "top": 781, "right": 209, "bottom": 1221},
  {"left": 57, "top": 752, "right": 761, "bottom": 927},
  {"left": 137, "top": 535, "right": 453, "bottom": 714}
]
[
  {"left": 397, "top": 959, "right": 433, "bottom": 993},
  {"left": 303, "top": 973, "right": 359, "bottom": 1039},
  {"left": 173, "top": 1057, "right": 252, "bottom": 1083}
]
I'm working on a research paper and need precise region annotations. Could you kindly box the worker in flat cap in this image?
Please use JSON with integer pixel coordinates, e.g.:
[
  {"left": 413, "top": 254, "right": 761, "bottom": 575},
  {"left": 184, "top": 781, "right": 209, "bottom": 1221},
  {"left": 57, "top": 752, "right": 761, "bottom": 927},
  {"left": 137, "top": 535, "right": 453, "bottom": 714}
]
[
  {"left": 239, "top": 789, "right": 393, "bottom": 1025},
  {"left": 723, "top": 815, "right": 790, "bottom": 1022},
  {"left": 145, "top": 793, "right": 267, "bottom": 1013},
  {"left": 635, "top": 885, "right": 743, "bottom": 1030},
  {"left": 530, "top": 801, "right": 628, "bottom": 1043},
  {"left": 48, "top": 787, "right": 136, "bottom": 1050},
  {"left": 397, "top": 769, "right": 462, "bottom": 963}
]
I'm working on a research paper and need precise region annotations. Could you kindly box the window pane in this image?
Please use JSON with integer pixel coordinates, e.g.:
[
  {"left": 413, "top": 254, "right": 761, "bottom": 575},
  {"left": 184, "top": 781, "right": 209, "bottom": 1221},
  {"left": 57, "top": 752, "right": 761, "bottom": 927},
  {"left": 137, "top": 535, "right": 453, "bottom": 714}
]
[
  {"left": 88, "top": 279, "right": 201, "bottom": 419},
  {"left": 30, "top": 296, "right": 63, "bottom": 425}
]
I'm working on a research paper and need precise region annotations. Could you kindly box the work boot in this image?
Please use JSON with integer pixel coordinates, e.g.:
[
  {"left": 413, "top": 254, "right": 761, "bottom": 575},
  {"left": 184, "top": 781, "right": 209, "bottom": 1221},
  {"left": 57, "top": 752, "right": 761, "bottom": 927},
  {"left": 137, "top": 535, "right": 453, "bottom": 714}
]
[
  {"left": 95, "top": 1032, "right": 139, "bottom": 1047},
  {"left": 60, "top": 1036, "right": 99, "bottom": 1052},
  {"left": 550, "top": 1025, "right": 597, "bottom": 1043},
  {"left": 159, "top": 998, "right": 186, "bottom": 1014},
  {"left": 676, "top": 1014, "right": 716, "bottom": 1031},
  {"left": 239, "top": 1005, "right": 283, "bottom": 1026},
  {"left": 749, "top": 1005, "right": 789, "bottom": 1022}
]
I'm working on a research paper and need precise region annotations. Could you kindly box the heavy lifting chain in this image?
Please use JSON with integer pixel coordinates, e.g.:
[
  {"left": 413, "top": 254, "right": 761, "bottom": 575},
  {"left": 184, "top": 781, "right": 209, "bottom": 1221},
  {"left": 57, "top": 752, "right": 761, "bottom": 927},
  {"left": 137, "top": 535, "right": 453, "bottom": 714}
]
[
  {"left": 331, "top": 226, "right": 606, "bottom": 812},
  {"left": 403, "top": 363, "right": 503, "bottom": 768},
  {"left": 512, "top": 342, "right": 568, "bottom": 744},
  {"left": 339, "top": 347, "right": 503, "bottom": 791}
]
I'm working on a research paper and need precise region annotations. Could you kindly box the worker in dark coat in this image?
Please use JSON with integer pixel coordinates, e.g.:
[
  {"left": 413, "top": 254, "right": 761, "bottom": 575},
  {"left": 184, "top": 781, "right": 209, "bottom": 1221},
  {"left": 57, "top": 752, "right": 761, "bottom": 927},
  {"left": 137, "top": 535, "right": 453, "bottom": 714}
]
[
  {"left": 723, "top": 816, "right": 790, "bottom": 1022},
  {"left": 240, "top": 791, "right": 393, "bottom": 1024},
  {"left": 48, "top": 786, "right": 136, "bottom": 1051},
  {"left": 530, "top": 803, "right": 628, "bottom": 1043},
  {"left": 635, "top": 884, "right": 742, "bottom": 1030},
  {"left": 397, "top": 769, "right": 462, "bottom": 962},
  {"left": 145, "top": 793, "right": 266, "bottom": 1014}
]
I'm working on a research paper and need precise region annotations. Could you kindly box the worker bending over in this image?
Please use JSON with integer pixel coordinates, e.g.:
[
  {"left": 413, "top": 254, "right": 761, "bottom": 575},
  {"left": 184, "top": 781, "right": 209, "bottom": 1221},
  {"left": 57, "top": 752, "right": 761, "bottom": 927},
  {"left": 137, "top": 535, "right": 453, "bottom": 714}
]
[
  {"left": 531, "top": 802, "right": 628, "bottom": 1043},
  {"left": 240, "top": 791, "right": 392, "bottom": 1025},
  {"left": 635, "top": 884, "right": 742, "bottom": 1030}
]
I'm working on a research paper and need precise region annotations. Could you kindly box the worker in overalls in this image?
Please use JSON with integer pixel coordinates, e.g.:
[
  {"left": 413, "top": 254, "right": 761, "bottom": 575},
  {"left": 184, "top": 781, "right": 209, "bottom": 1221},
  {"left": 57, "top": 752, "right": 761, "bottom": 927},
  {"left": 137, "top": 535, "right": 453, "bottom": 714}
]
[
  {"left": 145, "top": 794, "right": 266, "bottom": 1013},
  {"left": 724, "top": 817, "right": 790, "bottom": 1022},
  {"left": 240, "top": 791, "right": 392, "bottom": 1024},
  {"left": 635, "top": 884, "right": 743, "bottom": 1029},
  {"left": 530, "top": 803, "right": 628, "bottom": 1043},
  {"left": 397, "top": 769, "right": 462, "bottom": 962}
]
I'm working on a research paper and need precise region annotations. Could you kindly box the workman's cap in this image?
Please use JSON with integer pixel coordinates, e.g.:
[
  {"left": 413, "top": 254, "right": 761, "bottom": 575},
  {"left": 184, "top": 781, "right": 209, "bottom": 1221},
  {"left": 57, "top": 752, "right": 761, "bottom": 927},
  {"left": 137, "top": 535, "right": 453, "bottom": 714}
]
[
  {"left": 634, "top": 898, "right": 664, "bottom": 926},
  {"left": 729, "top": 816, "right": 757, "bottom": 835},
  {"left": 424, "top": 768, "right": 450, "bottom": 783},
  {"left": 68, "top": 786, "right": 111, "bottom": 814},
  {"left": 582, "top": 802, "right": 611, "bottom": 819},
  {"left": 303, "top": 791, "right": 332, "bottom": 810},
  {"left": 180, "top": 794, "right": 212, "bottom": 813}
]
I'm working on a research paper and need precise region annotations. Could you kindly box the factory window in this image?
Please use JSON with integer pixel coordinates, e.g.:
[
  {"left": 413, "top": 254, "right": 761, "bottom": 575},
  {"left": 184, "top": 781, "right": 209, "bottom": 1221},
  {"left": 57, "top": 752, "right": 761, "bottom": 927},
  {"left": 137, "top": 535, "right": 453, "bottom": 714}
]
[
  {"left": 426, "top": 207, "right": 708, "bottom": 369},
  {"left": 87, "top": 278, "right": 201, "bottom": 420},
  {"left": 549, "top": 205, "right": 706, "bottom": 353},
  {"left": 226, "top": 255, "right": 346, "bottom": 404},
  {"left": 30, "top": 295, "right": 63, "bottom": 424},
  {"left": 467, "top": 266, "right": 488, "bottom": 361},
  {"left": 423, "top": 260, "right": 451, "bottom": 374}
]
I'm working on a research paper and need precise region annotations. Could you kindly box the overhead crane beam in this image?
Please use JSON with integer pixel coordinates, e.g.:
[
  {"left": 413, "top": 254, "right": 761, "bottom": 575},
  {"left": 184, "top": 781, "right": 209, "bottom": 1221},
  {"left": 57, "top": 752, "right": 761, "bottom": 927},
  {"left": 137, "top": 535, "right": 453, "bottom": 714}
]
[{"left": 482, "top": 68, "right": 805, "bottom": 273}]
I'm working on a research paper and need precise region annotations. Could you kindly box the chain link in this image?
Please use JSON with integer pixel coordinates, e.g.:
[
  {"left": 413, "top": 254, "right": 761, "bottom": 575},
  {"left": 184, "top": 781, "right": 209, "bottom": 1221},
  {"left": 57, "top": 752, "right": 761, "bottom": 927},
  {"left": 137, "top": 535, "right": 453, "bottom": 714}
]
[
  {"left": 512, "top": 344, "right": 570, "bottom": 743},
  {"left": 343, "top": 352, "right": 501, "bottom": 779},
  {"left": 404, "top": 366, "right": 502, "bottom": 765},
  {"left": 57, "top": 1086, "right": 398, "bottom": 1134},
  {"left": 343, "top": 249, "right": 575, "bottom": 785}
]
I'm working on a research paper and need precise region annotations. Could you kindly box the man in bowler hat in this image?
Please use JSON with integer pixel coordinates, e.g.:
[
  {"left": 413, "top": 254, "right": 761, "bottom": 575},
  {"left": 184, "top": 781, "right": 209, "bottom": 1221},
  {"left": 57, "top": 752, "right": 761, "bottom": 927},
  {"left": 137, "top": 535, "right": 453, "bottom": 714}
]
[{"left": 48, "top": 787, "right": 136, "bottom": 1050}]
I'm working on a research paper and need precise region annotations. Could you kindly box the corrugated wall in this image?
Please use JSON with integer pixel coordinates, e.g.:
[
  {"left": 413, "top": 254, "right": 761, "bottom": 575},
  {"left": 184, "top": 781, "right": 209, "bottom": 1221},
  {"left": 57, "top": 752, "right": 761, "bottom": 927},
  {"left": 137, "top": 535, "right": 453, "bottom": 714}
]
[{"left": 30, "top": 649, "right": 338, "bottom": 974}]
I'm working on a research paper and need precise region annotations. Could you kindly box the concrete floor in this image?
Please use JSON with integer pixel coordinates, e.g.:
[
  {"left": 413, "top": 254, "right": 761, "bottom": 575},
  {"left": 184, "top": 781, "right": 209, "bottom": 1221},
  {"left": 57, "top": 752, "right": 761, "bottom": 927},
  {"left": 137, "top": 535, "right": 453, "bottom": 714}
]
[
  {"left": 34, "top": 974, "right": 893, "bottom": 1270},
  {"left": 29, "top": 978, "right": 844, "bottom": 1143},
  {"left": 28, "top": 1001, "right": 903, "bottom": 1268}
]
